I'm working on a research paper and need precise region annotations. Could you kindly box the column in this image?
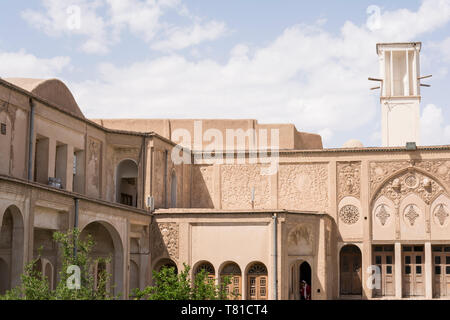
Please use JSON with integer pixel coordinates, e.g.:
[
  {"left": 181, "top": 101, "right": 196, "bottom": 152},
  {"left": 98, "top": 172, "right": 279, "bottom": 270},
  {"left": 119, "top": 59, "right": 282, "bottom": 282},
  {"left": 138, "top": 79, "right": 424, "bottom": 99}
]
[
  {"left": 395, "top": 242, "right": 402, "bottom": 298},
  {"left": 425, "top": 242, "right": 432, "bottom": 299}
]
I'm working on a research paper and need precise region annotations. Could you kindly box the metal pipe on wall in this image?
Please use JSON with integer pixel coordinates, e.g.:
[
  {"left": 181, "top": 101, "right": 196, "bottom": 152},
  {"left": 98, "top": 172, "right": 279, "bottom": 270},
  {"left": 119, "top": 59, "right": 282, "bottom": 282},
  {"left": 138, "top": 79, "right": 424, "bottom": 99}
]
[
  {"left": 27, "top": 98, "right": 35, "bottom": 181},
  {"left": 272, "top": 213, "right": 278, "bottom": 300},
  {"left": 73, "top": 198, "right": 79, "bottom": 258}
]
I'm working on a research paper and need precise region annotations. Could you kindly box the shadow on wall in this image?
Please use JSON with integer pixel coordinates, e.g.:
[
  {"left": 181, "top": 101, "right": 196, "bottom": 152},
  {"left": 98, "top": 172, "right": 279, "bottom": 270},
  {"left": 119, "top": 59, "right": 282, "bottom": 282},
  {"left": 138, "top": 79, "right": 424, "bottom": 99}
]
[{"left": 190, "top": 166, "right": 214, "bottom": 209}]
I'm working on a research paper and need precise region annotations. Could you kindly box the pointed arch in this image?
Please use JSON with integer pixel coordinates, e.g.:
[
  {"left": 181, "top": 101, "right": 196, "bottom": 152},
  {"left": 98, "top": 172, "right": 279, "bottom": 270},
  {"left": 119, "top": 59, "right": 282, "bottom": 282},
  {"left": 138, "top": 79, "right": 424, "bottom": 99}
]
[{"left": 370, "top": 167, "right": 449, "bottom": 207}]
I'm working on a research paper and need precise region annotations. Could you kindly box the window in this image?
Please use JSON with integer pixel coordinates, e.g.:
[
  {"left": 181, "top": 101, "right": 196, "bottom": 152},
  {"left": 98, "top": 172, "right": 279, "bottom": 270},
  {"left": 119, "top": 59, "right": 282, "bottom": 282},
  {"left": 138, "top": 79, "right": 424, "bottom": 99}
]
[
  {"left": 386, "top": 256, "right": 393, "bottom": 264},
  {"left": 446, "top": 256, "right": 450, "bottom": 265},
  {"left": 415, "top": 256, "right": 422, "bottom": 264},
  {"left": 416, "top": 266, "right": 422, "bottom": 274},
  {"left": 436, "top": 266, "right": 441, "bottom": 275},
  {"left": 405, "top": 256, "right": 411, "bottom": 264},
  {"left": 446, "top": 266, "right": 450, "bottom": 275},
  {"left": 386, "top": 266, "right": 392, "bottom": 274},
  {"left": 376, "top": 256, "right": 382, "bottom": 264},
  {"left": 436, "top": 256, "right": 441, "bottom": 265},
  {"left": 405, "top": 266, "right": 411, "bottom": 274},
  {"left": 120, "top": 193, "right": 133, "bottom": 206},
  {"left": 1, "top": 123, "right": 6, "bottom": 135}
]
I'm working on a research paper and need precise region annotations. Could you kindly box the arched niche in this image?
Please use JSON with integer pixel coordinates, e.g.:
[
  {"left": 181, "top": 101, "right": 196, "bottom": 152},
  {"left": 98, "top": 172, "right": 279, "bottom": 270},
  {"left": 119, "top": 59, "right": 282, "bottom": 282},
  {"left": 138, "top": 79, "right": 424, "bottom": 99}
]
[
  {"left": 372, "top": 196, "right": 396, "bottom": 241},
  {"left": 245, "top": 262, "right": 268, "bottom": 300},
  {"left": 399, "top": 193, "right": 426, "bottom": 240},
  {"left": 116, "top": 159, "right": 138, "bottom": 207},
  {"left": 80, "top": 221, "right": 124, "bottom": 296},
  {"left": 430, "top": 193, "right": 450, "bottom": 239},
  {"left": 219, "top": 262, "right": 242, "bottom": 300},
  {"left": 0, "top": 205, "right": 24, "bottom": 290}
]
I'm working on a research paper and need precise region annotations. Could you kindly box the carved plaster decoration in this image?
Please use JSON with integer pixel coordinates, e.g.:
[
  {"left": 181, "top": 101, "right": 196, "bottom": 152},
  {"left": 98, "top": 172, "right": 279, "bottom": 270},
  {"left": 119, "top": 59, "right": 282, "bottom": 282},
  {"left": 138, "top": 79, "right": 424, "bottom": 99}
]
[
  {"left": 150, "top": 222, "right": 179, "bottom": 261},
  {"left": 370, "top": 160, "right": 450, "bottom": 197},
  {"left": 371, "top": 168, "right": 444, "bottom": 205},
  {"left": 375, "top": 204, "right": 390, "bottom": 226},
  {"left": 339, "top": 205, "right": 360, "bottom": 224},
  {"left": 434, "top": 204, "right": 449, "bottom": 226},
  {"left": 404, "top": 204, "right": 419, "bottom": 226},
  {"left": 288, "top": 224, "right": 312, "bottom": 246},
  {"left": 337, "top": 162, "right": 361, "bottom": 201}
]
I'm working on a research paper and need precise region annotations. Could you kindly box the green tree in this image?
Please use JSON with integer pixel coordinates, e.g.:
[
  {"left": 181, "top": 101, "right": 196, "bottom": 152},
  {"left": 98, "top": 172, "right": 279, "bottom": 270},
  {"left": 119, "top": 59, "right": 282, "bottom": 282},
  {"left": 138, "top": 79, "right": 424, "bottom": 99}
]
[
  {"left": 132, "top": 263, "right": 236, "bottom": 300},
  {"left": 0, "top": 228, "right": 117, "bottom": 300}
]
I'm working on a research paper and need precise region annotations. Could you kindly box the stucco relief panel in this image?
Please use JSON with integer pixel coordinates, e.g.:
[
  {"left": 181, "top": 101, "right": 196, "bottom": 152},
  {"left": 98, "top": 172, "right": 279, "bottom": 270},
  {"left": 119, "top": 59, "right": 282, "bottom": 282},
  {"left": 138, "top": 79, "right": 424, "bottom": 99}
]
[
  {"left": 221, "top": 165, "right": 271, "bottom": 209},
  {"left": 337, "top": 162, "right": 361, "bottom": 201},
  {"left": 278, "top": 163, "right": 328, "bottom": 212},
  {"left": 150, "top": 222, "right": 179, "bottom": 261}
]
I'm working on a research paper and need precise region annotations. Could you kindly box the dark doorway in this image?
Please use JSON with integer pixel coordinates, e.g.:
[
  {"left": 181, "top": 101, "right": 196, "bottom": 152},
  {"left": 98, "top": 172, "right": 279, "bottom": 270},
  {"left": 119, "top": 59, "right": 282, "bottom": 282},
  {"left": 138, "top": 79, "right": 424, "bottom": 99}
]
[
  {"left": 300, "top": 261, "right": 311, "bottom": 286},
  {"left": 299, "top": 261, "right": 312, "bottom": 300},
  {"left": 340, "top": 244, "right": 362, "bottom": 295}
]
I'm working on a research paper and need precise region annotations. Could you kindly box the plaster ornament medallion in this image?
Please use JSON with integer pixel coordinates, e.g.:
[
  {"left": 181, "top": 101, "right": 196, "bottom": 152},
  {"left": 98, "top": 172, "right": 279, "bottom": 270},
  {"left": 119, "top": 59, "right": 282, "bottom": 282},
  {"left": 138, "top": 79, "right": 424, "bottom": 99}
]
[
  {"left": 434, "top": 204, "right": 449, "bottom": 226},
  {"left": 339, "top": 205, "right": 359, "bottom": 224},
  {"left": 404, "top": 174, "right": 419, "bottom": 189},
  {"left": 375, "top": 204, "right": 390, "bottom": 226},
  {"left": 404, "top": 204, "right": 419, "bottom": 226}
]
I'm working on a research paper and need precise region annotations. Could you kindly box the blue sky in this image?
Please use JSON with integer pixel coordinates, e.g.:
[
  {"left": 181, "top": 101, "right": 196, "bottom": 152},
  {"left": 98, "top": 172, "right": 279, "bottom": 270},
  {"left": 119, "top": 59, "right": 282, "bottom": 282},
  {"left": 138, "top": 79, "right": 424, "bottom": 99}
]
[{"left": 1, "top": 0, "right": 450, "bottom": 148}]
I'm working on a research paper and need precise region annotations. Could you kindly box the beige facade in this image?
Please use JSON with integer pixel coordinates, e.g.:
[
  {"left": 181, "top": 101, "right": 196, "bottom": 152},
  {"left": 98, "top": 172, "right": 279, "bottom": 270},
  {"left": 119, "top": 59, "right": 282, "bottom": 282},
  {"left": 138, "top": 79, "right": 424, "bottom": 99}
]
[{"left": 1, "top": 42, "right": 450, "bottom": 300}]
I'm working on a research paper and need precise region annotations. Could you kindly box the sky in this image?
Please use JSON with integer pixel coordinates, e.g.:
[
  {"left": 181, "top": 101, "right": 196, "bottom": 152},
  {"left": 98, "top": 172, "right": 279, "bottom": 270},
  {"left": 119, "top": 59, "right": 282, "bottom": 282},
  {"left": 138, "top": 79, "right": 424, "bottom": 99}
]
[{"left": 1, "top": 0, "right": 450, "bottom": 148}]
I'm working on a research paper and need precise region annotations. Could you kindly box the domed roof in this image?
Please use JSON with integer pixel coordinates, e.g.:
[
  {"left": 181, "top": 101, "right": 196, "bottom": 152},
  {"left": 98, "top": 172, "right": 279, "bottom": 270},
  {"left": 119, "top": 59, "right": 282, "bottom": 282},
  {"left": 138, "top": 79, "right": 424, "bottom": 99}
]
[
  {"left": 343, "top": 139, "right": 364, "bottom": 148},
  {"left": 5, "top": 78, "right": 84, "bottom": 118}
]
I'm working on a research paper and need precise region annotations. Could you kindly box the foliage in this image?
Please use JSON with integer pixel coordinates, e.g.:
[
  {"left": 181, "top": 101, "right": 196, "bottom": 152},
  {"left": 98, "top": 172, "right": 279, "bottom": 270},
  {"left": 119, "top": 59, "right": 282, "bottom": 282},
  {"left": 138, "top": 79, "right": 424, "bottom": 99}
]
[
  {"left": 132, "top": 263, "right": 238, "bottom": 300},
  {"left": 0, "top": 228, "right": 116, "bottom": 300}
]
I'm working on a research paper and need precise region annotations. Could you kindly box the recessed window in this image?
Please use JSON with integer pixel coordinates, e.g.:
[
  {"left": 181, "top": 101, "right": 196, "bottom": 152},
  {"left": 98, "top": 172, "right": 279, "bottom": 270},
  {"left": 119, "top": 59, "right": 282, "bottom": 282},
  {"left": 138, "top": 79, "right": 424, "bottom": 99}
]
[
  {"left": 436, "top": 266, "right": 441, "bottom": 275},
  {"left": 375, "top": 256, "right": 382, "bottom": 264},
  {"left": 416, "top": 266, "right": 422, "bottom": 274},
  {"left": 416, "top": 256, "right": 422, "bottom": 264},
  {"left": 414, "top": 246, "right": 424, "bottom": 252},
  {"left": 1, "top": 123, "right": 6, "bottom": 135},
  {"left": 446, "top": 256, "right": 450, "bottom": 265},
  {"left": 446, "top": 266, "right": 450, "bottom": 275},
  {"left": 386, "top": 256, "right": 393, "bottom": 264},
  {"left": 386, "top": 266, "right": 392, "bottom": 274},
  {"left": 436, "top": 256, "right": 441, "bottom": 265},
  {"left": 405, "top": 256, "right": 411, "bottom": 264},
  {"left": 403, "top": 246, "right": 412, "bottom": 252},
  {"left": 405, "top": 266, "right": 411, "bottom": 274}
]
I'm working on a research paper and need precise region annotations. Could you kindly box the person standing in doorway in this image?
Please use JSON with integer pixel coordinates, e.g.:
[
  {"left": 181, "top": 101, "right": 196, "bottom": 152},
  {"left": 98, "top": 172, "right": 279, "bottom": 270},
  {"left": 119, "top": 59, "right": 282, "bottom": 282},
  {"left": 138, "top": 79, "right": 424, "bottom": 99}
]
[{"left": 300, "top": 280, "right": 311, "bottom": 300}]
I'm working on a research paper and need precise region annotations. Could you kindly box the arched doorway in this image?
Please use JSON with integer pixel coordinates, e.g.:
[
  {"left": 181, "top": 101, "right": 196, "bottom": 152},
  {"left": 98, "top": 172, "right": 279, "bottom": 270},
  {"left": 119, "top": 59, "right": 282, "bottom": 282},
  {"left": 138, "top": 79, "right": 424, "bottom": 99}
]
[
  {"left": 299, "top": 261, "right": 312, "bottom": 300},
  {"left": 116, "top": 160, "right": 138, "bottom": 207},
  {"left": 0, "top": 205, "right": 24, "bottom": 290},
  {"left": 340, "top": 244, "right": 362, "bottom": 296},
  {"left": 80, "top": 221, "right": 124, "bottom": 296},
  {"left": 246, "top": 262, "right": 268, "bottom": 300},
  {"left": 289, "top": 260, "right": 312, "bottom": 300},
  {"left": 220, "top": 262, "right": 242, "bottom": 300}
]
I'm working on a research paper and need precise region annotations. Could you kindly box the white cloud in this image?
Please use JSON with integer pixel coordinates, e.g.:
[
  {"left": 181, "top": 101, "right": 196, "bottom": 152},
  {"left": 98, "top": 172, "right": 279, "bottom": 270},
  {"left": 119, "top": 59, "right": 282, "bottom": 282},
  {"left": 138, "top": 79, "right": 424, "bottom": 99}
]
[
  {"left": 67, "top": 0, "right": 450, "bottom": 147},
  {"left": 421, "top": 104, "right": 450, "bottom": 145},
  {"left": 22, "top": 0, "right": 227, "bottom": 54},
  {"left": 151, "top": 21, "right": 227, "bottom": 51},
  {"left": 0, "top": 49, "right": 71, "bottom": 78},
  {"left": 22, "top": 0, "right": 110, "bottom": 54}
]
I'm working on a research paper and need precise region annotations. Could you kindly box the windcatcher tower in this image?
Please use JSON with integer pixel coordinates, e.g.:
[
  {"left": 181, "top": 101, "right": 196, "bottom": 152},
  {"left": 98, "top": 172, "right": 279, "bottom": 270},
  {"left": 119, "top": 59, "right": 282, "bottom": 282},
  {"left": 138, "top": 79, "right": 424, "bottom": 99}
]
[{"left": 374, "top": 42, "right": 428, "bottom": 147}]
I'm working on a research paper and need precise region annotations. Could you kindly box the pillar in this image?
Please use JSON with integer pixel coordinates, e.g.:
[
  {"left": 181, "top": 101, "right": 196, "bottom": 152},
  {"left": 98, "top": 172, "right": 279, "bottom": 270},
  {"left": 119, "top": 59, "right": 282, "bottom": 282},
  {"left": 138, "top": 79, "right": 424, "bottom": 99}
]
[
  {"left": 395, "top": 242, "right": 402, "bottom": 298},
  {"left": 425, "top": 242, "right": 432, "bottom": 299}
]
